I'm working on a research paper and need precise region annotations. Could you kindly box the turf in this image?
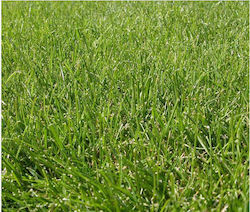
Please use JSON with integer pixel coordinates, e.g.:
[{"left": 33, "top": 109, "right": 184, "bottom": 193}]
[{"left": 2, "top": 1, "right": 249, "bottom": 211}]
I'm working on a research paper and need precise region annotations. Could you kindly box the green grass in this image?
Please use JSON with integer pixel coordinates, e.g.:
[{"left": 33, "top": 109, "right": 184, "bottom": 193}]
[{"left": 2, "top": 1, "right": 249, "bottom": 211}]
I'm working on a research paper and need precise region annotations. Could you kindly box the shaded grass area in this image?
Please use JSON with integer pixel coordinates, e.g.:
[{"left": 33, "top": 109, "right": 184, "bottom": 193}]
[{"left": 2, "top": 2, "right": 249, "bottom": 211}]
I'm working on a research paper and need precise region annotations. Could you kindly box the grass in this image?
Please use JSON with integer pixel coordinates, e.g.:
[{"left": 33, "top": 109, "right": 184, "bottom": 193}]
[{"left": 2, "top": 1, "right": 249, "bottom": 211}]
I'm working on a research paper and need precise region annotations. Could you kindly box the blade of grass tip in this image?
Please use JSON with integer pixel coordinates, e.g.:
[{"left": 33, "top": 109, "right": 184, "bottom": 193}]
[
  {"left": 2, "top": 157, "right": 22, "bottom": 187},
  {"left": 49, "top": 125, "right": 64, "bottom": 153},
  {"left": 16, "top": 128, "right": 29, "bottom": 158},
  {"left": 5, "top": 70, "right": 21, "bottom": 85},
  {"left": 197, "top": 135, "right": 210, "bottom": 156},
  {"left": 160, "top": 199, "right": 171, "bottom": 212},
  {"left": 161, "top": 98, "right": 179, "bottom": 140},
  {"left": 60, "top": 64, "right": 65, "bottom": 81}
]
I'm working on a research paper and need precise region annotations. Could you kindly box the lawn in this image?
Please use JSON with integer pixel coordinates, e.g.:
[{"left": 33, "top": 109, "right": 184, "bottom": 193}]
[{"left": 2, "top": 1, "right": 249, "bottom": 211}]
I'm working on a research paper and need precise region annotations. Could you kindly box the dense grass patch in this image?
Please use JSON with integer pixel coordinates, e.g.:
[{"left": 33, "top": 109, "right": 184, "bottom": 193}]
[{"left": 2, "top": 2, "right": 249, "bottom": 211}]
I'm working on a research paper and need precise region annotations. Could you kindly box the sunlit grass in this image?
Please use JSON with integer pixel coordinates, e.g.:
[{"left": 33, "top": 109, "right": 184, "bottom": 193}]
[{"left": 2, "top": 2, "right": 249, "bottom": 211}]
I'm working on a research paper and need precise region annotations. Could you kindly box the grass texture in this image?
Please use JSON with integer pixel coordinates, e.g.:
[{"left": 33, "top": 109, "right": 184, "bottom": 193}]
[{"left": 2, "top": 2, "right": 249, "bottom": 211}]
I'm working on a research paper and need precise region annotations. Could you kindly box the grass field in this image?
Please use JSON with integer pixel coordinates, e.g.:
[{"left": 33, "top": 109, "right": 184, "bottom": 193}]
[{"left": 2, "top": 2, "right": 249, "bottom": 211}]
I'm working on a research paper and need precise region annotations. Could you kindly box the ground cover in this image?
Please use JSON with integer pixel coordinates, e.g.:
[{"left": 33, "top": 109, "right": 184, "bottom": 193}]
[{"left": 2, "top": 2, "right": 249, "bottom": 211}]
